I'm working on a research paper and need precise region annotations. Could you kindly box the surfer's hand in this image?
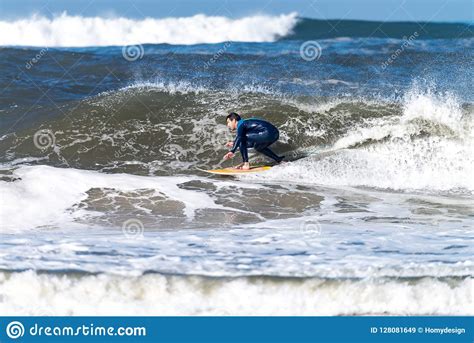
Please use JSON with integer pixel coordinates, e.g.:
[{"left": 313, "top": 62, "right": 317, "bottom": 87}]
[
  {"left": 225, "top": 141, "right": 233, "bottom": 147},
  {"left": 223, "top": 152, "right": 234, "bottom": 160}
]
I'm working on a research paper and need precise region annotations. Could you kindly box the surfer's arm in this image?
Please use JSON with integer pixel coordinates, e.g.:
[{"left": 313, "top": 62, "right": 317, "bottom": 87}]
[
  {"left": 230, "top": 136, "right": 241, "bottom": 154},
  {"left": 230, "top": 123, "right": 249, "bottom": 162},
  {"left": 230, "top": 122, "right": 245, "bottom": 153}
]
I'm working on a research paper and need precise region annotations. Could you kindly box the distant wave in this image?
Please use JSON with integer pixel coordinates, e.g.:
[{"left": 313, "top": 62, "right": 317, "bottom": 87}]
[
  {"left": 1, "top": 13, "right": 472, "bottom": 47},
  {"left": 286, "top": 18, "right": 473, "bottom": 40},
  {"left": 0, "top": 12, "right": 298, "bottom": 46}
]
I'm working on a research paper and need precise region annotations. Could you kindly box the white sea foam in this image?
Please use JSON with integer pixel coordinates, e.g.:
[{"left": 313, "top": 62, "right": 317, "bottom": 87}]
[
  {"left": 121, "top": 80, "right": 209, "bottom": 94},
  {"left": 0, "top": 165, "right": 222, "bottom": 231},
  {"left": 0, "top": 271, "right": 471, "bottom": 315},
  {"left": 0, "top": 13, "right": 298, "bottom": 47},
  {"left": 253, "top": 88, "right": 474, "bottom": 192}
]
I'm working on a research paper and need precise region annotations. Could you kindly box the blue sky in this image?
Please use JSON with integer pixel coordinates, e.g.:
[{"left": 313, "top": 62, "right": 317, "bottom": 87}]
[{"left": 0, "top": 0, "right": 472, "bottom": 22}]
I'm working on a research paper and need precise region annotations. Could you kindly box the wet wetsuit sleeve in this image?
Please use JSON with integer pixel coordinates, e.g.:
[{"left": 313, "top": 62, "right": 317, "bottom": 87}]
[
  {"left": 230, "top": 121, "right": 248, "bottom": 162},
  {"left": 230, "top": 122, "right": 244, "bottom": 153}
]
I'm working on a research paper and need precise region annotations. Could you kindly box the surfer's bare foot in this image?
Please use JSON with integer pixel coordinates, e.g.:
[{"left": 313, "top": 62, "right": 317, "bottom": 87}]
[
  {"left": 235, "top": 162, "right": 250, "bottom": 170},
  {"left": 241, "top": 162, "right": 250, "bottom": 170}
]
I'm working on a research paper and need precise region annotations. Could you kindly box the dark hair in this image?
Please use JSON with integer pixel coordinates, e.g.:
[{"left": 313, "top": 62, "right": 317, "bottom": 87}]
[{"left": 226, "top": 112, "right": 241, "bottom": 122}]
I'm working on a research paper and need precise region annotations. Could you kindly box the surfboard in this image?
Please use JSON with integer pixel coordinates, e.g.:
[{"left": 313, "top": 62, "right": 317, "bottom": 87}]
[{"left": 201, "top": 166, "right": 272, "bottom": 175}]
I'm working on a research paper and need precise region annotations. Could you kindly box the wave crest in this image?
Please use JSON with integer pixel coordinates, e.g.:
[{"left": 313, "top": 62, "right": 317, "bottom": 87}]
[{"left": 0, "top": 12, "right": 298, "bottom": 47}]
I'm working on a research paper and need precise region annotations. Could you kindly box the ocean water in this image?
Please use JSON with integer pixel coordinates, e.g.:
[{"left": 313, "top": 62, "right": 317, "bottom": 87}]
[{"left": 0, "top": 14, "right": 473, "bottom": 315}]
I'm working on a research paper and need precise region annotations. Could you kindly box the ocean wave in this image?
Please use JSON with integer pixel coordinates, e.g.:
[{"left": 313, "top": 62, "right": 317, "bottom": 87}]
[
  {"left": 0, "top": 12, "right": 298, "bottom": 47},
  {"left": 249, "top": 88, "right": 474, "bottom": 193},
  {"left": 1, "top": 79, "right": 473, "bottom": 193},
  {"left": 0, "top": 271, "right": 471, "bottom": 315},
  {"left": 1, "top": 13, "right": 472, "bottom": 47}
]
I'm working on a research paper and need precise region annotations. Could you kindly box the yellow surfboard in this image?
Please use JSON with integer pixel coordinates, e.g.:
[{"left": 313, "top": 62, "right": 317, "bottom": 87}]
[{"left": 201, "top": 166, "right": 272, "bottom": 175}]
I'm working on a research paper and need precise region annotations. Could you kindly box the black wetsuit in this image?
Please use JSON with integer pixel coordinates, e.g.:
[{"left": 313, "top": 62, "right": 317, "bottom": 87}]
[{"left": 230, "top": 118, "right": 283, "bottom": 163}]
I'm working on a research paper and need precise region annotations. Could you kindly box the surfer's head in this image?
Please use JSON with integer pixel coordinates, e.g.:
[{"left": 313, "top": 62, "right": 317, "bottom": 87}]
[{"left": 226, "top": 112, "right": 241, "bottom": 130}]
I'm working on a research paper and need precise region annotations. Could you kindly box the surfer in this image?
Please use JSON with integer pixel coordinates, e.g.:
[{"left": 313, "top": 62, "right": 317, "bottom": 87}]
[{"left": 223, "top": 112, "right": 284, "bottom": 170}]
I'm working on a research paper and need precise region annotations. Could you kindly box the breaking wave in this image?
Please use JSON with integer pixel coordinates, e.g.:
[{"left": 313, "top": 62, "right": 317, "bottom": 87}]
[
  {"left": 1, "top": 13, "right": 472, "bottom": 47},
  {"left": 1, "top": 271, "right": 471, "bottom": 315},
  {"left": 0, "top": 13, "right": 299, "bottom": 46},
  {"left": 249, "top": 88, "right": 474, "bottom": 193},
  {"left": 2, "top": 81, "right": 472, "bottom": 193}
]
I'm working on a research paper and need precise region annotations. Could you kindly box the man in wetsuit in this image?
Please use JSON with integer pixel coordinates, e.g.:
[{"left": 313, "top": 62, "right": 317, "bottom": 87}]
[{"left": 223, "top": 112, "right": 284, "bottom": 170}]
